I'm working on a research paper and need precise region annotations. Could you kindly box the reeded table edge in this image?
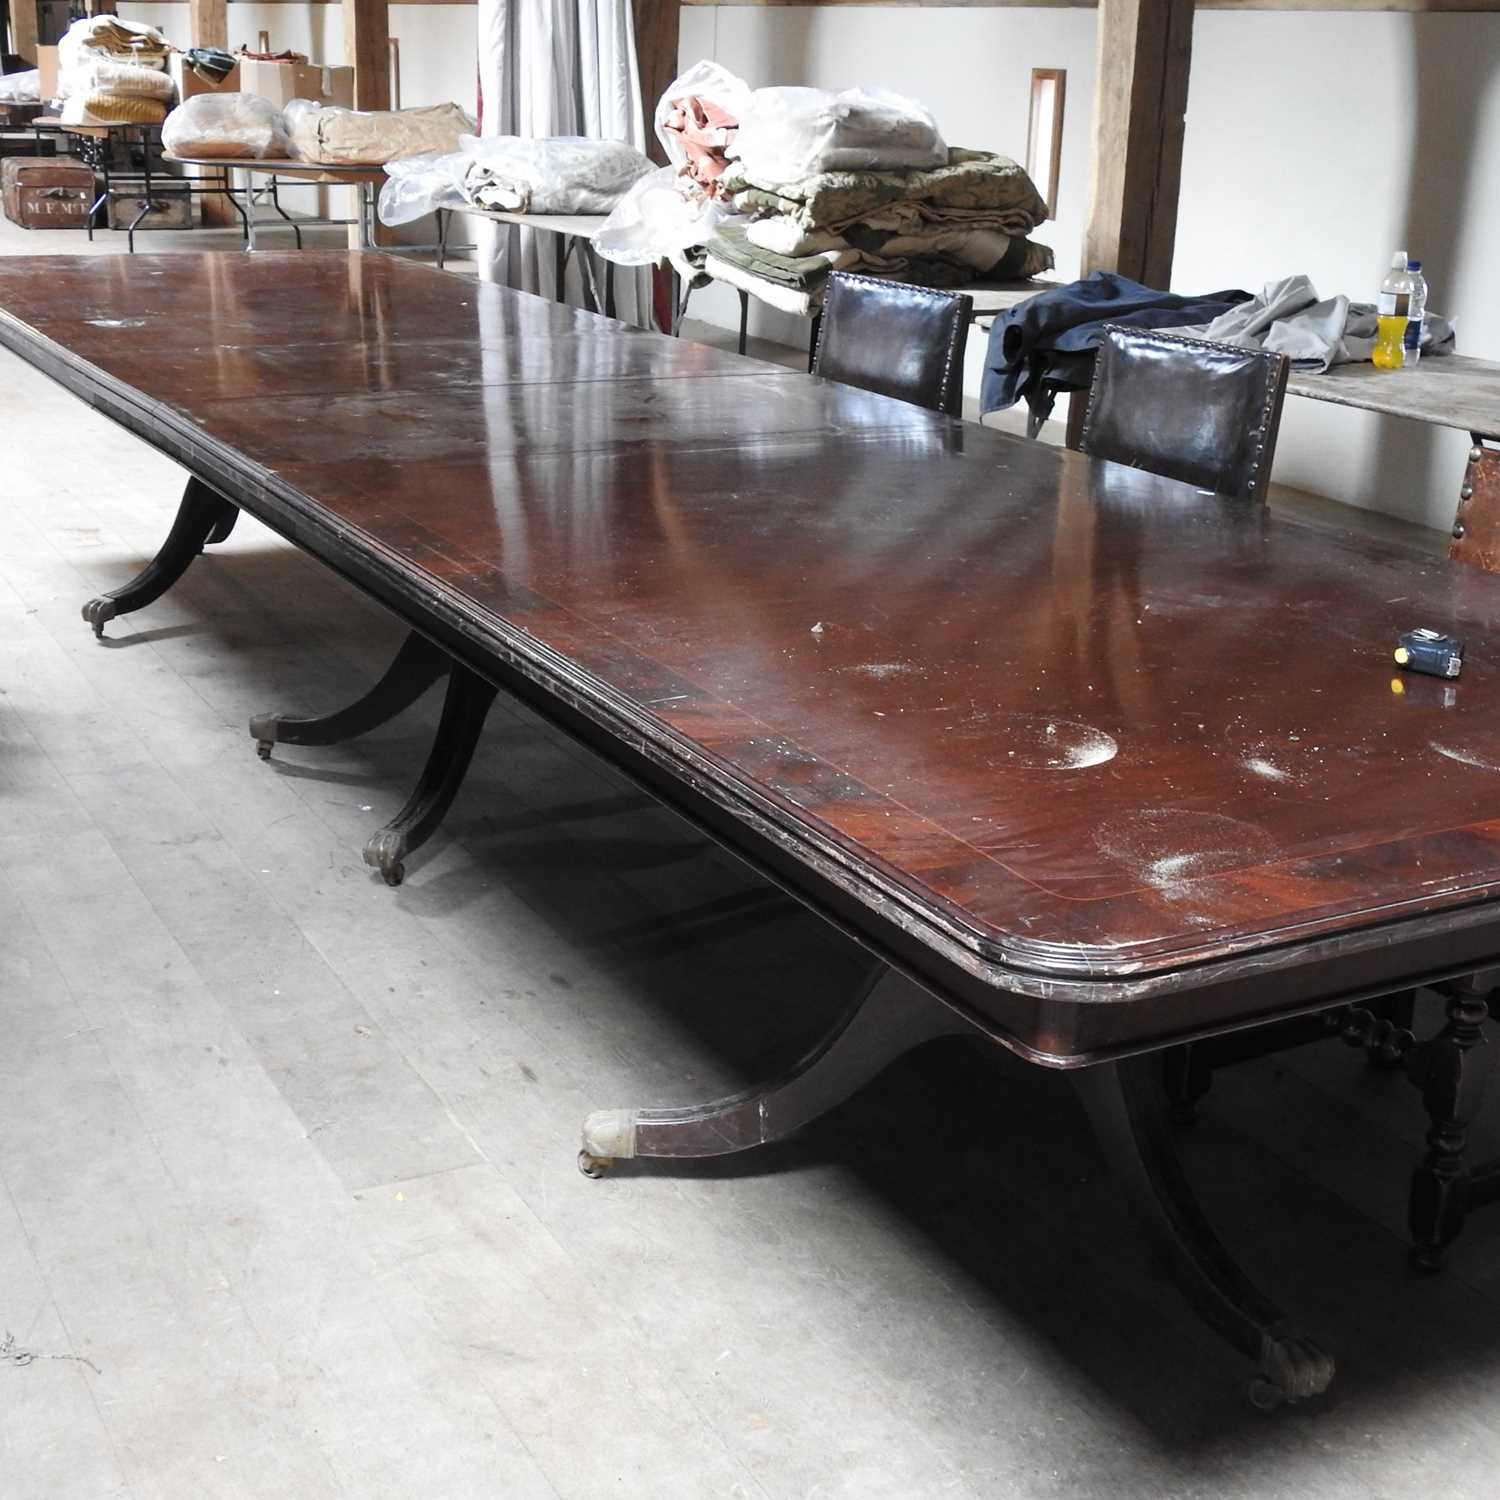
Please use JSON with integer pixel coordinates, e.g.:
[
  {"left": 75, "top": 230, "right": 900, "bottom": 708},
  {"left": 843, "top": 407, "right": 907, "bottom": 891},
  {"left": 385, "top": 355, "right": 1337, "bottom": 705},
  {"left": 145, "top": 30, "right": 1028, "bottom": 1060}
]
[{"left": 7, "top": 286, "right": 1500, "bottom": 1011}]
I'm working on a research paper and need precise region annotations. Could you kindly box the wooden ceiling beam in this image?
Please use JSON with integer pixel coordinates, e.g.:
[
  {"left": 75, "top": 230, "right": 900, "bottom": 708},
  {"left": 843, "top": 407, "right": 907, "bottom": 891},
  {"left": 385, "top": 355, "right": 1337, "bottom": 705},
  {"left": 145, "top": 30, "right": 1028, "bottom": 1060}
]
[{"left": 344, "top": 0, "right": 391, "bottom": 110}]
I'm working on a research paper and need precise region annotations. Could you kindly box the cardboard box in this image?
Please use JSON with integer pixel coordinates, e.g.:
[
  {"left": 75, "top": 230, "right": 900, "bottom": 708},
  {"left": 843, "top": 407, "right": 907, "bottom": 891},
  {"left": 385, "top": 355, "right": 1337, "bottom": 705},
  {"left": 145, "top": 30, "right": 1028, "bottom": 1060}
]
[
  {"left": 36, "top": 46, "right": 58, "bottom": 104},
  {"left": 168, "top": 55, "right": 241, "bottom": 104},
  {"left": 235, "top": 59, "right": 354, "bottom": 111}
]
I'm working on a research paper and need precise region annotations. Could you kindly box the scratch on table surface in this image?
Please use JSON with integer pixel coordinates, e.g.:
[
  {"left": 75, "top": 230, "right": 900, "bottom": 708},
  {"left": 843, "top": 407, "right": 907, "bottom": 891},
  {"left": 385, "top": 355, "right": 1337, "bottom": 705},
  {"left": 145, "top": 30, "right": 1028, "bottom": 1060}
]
[{"left": 1, "top": 1331, "right": 101, "bottom": 1376}]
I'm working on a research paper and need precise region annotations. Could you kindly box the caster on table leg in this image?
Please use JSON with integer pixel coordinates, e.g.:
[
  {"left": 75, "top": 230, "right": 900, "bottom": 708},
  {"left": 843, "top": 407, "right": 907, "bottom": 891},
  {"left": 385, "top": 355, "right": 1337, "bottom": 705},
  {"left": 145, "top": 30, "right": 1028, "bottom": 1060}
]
[
  {"left": 248, "top": 712, "right": 278, "bottom": 761},
  {"left": 578, "top": 1150, "right": 612, "bottom": 1178},
  {"left": 363, "top": 830, "right": 406, "bottom": 887},
  {"left": 82, "top": 597, "right": 120, "bottom": 640}
]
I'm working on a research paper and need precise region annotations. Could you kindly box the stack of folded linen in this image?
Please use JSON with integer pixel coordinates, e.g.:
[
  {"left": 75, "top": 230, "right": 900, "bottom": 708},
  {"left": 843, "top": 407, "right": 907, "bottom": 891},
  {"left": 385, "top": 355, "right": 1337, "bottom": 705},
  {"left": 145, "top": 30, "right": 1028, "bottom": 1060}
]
[
  {"left": 596, "top": 64, "right": 1056, "bottom": 316},
  {"left": 57, "top": 16, "right": 175, "bottom": 127},
  {"left": 706, "top": 147, "right": 1054, "bottom": 314}
]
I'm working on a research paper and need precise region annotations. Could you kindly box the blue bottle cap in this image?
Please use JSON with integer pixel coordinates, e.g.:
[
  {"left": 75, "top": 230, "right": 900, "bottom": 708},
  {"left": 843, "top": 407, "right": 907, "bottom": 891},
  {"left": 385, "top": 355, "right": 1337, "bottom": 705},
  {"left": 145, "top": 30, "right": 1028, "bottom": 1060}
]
[{"left": 1409, "top": 259, "right": 1423, "bottom": 271}]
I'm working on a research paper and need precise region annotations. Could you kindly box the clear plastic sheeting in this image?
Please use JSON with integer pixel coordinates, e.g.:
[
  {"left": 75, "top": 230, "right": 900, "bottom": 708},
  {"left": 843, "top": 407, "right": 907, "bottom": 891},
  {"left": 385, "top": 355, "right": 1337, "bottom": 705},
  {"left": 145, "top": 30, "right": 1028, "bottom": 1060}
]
[
  {"left": 377, "top": 136, "right": 653, "bottom": 228},
  {"left": 460, "top": 135, "right": 652, "bottom": 215},
  {"left": 650, "top": 59, "right": 751, "bottom": 162},
  {"left": 378, "top": 151, "right": 469, "bottom": 226},
  {"left": 733, "top": 86, "right": 947, "bottom": 182},
  {"left": 595, "top": 60, "right": 752, "bottom": 267},
  {"left": 161, "top": 93, "right": 291, "bottom": 160},
  {"left": 0, "top": 70, "right": 40, "bottom": 105},
  {"left": 594, "top": 164, "right": 739, "bottom": 266}
]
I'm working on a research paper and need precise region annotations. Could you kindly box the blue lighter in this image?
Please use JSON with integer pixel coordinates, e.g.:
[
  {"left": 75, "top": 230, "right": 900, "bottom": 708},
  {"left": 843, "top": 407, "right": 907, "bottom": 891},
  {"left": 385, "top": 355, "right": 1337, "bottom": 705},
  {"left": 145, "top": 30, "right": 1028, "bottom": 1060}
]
[{"left": 1394, "top": 628, "right": 1464, "bottom": 679}]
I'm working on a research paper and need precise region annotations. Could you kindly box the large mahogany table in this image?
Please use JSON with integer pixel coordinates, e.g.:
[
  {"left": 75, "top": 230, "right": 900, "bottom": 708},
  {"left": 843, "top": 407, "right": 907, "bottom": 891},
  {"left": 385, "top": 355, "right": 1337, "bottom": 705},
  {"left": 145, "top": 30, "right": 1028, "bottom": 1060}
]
[{"left": 7, "top": 252, "right": 1500, "bottom": 1407}]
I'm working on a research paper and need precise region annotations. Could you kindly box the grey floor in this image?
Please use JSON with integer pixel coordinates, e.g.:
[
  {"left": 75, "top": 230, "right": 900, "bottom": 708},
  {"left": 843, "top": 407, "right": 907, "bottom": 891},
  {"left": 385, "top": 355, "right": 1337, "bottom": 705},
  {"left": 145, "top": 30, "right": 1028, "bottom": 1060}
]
[{"left": 2, "top": 209, "right": 1498, "bottom": 1499}]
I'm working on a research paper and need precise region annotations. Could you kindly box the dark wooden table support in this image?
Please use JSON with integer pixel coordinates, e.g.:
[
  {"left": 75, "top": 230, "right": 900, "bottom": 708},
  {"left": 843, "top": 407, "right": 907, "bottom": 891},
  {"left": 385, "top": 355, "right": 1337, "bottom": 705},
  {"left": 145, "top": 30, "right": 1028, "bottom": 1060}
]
[
  {"left": 250, "top": 630, "right": 450, "bottom": 761},
  {"left": 1075, "top": 1055, "right": 1335, "bottom": 1411},
  {"left": 82, "top": 476, "right": 238, "bottom": 640},
  {"left": 249, "top": 631, "right": 495, "bottom": 887},
  {"left": 579, "top": 966, "right": 972, "bottom": 1171},
  {"left": 1407, "top": 977, "right": 1493, "bottom": 1269},
  {"left": 1165, "top": 993, "right": 1417, "bottom": 1124},
  {"left": 360, "top": 664, "right": 498, "bottom": 887}
]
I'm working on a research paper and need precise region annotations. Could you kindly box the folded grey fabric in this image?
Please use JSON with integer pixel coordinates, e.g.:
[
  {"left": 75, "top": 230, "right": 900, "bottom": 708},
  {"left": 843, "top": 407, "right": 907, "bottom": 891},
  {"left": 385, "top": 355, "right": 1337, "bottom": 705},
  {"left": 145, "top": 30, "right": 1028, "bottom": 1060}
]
[{"left": 1164, "top": 274, "right": 1455, "bottom": 372}]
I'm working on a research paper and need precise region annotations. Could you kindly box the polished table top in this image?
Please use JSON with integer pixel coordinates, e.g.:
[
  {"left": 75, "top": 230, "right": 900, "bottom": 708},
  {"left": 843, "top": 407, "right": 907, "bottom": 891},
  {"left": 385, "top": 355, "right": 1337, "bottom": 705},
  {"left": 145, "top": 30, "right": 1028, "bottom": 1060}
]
[{"left": 6, "top": 251, "right": 1500, "bottom": 1022}]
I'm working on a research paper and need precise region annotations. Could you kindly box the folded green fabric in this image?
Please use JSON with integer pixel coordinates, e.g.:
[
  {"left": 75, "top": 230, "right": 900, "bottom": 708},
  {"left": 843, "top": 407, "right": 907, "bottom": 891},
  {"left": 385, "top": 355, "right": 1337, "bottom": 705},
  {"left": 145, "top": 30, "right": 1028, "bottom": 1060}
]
[
  {"left": 723, "top": 148, "right": 1048, "bottom": 234},
  {"left": 706, "top": 223, "right": 842, "bottom": 290}
]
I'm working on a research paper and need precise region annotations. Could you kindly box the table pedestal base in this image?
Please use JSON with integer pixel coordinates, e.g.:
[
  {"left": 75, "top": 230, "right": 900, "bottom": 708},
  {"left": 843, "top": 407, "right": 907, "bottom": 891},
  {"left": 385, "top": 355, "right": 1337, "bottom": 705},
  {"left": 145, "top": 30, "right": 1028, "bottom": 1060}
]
[
  {"left": 82, "top": 476, "right": 238, "bottom": 640},
  {"left": 580, "top": 965, "right": 1335, "bottom": 1407},
  {"left": 249, "top": 629, "right": 496, "bottom": 886}
]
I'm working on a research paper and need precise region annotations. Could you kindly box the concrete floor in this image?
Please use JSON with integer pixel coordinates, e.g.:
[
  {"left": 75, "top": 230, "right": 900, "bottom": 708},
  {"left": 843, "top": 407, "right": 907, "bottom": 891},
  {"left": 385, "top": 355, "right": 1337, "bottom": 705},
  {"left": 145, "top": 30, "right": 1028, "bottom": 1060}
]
[{"left": 3, "top": 206, "right": 1499, "bottom": 1499}]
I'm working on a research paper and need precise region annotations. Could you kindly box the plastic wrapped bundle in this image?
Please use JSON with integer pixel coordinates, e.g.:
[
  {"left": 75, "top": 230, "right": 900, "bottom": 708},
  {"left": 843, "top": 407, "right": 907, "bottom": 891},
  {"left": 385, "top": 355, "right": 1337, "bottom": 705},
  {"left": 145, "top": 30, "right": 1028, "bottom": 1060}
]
[
  {"left": 733, "top": 86, "right": 947, "bottom": 183},
  {"left": 73, "top": 59, "right": 175, "bottom": 99},
  {"left": 57, "top": 16, "right": 171, "bottom": 75},
  {"left": 162, "top": 93, "right": 291, "bottom": 160},
  {"left": 0, "top": 70, "right": 41, "bottom": 105},
  {"left": 378, "top": 150, "right": 469, "bottom": 225},
  {"left": 460, "top": 136, "right": 652, "bottom": 214},
  {"left": 289, "top": 102, "right": 475, "bottom": 166}
]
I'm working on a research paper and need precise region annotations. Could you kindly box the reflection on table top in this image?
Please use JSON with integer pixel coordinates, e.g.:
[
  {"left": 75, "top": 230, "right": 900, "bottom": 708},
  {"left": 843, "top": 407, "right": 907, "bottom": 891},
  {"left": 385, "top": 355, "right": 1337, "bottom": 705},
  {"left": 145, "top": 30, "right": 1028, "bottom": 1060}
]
[{"left": 5, "top": 249, "right": 1500, "bottom": 987}]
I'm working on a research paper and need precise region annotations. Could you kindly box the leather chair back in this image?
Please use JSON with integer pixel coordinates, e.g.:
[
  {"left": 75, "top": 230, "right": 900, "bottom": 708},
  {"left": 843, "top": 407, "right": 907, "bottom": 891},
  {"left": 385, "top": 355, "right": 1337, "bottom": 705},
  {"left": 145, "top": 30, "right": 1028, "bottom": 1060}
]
[
  {"left": 812, "top": 272, "right": 973, "bottom": 417},
  {"left": 1079, "top": 326, "right": 1290, "bottom": 502}
]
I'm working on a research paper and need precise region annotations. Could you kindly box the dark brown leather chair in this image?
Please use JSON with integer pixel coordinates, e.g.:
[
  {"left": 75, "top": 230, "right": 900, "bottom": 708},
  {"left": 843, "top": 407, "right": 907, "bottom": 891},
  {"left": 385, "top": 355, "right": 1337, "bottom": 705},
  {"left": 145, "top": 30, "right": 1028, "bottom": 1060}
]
[
  {"left": 812, "top": 272, "right": 973, "bottom": 417},
  {"left": 1078, "top": 326, "right": 1290, "bottom": 502}
]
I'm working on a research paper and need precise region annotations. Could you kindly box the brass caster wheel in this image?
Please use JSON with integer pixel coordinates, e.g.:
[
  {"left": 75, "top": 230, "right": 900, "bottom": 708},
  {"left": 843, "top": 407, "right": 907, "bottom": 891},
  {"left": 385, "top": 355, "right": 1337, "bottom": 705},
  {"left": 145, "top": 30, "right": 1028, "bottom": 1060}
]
[
  {"left": 578, "top": 1150, "right": 612, "bottom": 1179},
  {"left": 381, "top": 860, "right": 405, "bottom": 888},
  {"left": 255, "top": 739, "right": 274, "bottom": 761},
  {"left": 82, "top": 596, "right": 118, "bottom": 640}
]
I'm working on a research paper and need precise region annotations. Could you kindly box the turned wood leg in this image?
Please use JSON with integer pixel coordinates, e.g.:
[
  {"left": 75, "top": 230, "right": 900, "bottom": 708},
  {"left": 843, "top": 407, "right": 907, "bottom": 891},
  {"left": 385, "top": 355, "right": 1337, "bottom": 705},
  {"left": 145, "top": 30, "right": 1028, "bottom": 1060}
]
[
  {"left": 361, "top": 663, "right": 497, "bottom": 887},
  {"left": 1407, "top": 977, "right": 1492, "bottom": 1270},
  {"left": 1164, "top": 1043, "right": 1213, "bottom": 1125},
  {"left": 82, "top": 476, "right": 239, "bottom": 639},
  {"left": 579, "top": 966, "right": 972, "bottom": 1173},
  {"left": 250, "top": 631, "right": 451, "bottom": 760},
  {"left": 1075, "top": 1054, "right": 1335, "bottom": 1409}
]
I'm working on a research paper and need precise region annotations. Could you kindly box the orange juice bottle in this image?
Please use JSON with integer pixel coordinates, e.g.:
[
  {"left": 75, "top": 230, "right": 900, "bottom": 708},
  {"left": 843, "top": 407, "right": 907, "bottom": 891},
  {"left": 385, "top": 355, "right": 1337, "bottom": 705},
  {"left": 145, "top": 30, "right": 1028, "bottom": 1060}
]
[{"left": 1374, "top": 252, "right": 1411, "bottom": 370}]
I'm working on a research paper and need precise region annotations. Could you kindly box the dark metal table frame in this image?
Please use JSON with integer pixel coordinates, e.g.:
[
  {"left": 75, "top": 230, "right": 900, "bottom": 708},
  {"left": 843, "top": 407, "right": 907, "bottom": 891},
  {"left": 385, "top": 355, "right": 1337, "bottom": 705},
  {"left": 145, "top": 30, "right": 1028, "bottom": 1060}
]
[
  {"left": 11, "top": 255, "right": 1500, "bottom": 1412},
  {"left": 442, "top": 205, "right": 617, "bottom": 318},
  {"left": 26, "top": 120, "right": 250, "bottom": 251},
  {"left": 163, "top": 157, "right": 379, "bottom": 252}
]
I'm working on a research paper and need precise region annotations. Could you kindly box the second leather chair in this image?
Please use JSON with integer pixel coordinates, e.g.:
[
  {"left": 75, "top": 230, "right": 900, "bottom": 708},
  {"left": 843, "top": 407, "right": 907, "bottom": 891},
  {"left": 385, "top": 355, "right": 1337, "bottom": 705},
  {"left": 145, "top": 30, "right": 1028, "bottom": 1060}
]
[
  {"left": 1078, "top": 326, "right": 1291, "bottom": 502},
  {"left": 812, "top": 272, "right": 974, "bottom": 417}
]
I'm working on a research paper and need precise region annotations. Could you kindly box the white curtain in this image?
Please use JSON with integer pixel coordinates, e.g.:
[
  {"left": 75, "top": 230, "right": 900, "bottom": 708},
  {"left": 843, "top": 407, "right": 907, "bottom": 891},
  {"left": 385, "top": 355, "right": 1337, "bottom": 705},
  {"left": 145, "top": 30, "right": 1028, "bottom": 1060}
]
[{"left": 475, "top": 0, "right": 653, "bottom": 326}]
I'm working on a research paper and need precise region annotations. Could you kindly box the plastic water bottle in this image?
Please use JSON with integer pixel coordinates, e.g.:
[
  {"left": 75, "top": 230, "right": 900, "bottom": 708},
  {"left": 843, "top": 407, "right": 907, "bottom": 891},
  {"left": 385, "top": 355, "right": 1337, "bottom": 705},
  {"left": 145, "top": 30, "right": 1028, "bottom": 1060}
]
[
  {"left": 1404, "top": 260, "right": 1428, "bottom": 366},
  {"left": 1374, "top": 251, "right": 1412, "bottom": 370}
]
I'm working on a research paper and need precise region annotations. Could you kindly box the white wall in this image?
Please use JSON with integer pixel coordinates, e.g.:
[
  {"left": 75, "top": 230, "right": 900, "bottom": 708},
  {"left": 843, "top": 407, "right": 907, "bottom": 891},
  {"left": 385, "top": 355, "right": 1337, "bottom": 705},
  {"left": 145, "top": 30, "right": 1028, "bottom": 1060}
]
[
  {"left": 1176, "top": 12, "right": 1500, "bottom": 529},
  {"left": 120, "top": 3, "right": 476, "bottom": 110},
  {"left": 118, "top": 2, "right": 1500, "bottom": 530}
]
